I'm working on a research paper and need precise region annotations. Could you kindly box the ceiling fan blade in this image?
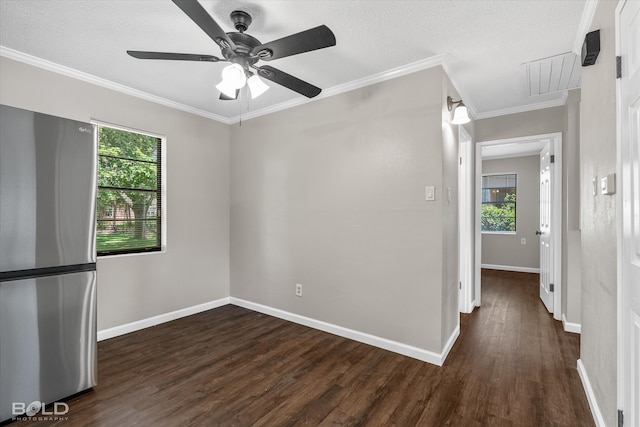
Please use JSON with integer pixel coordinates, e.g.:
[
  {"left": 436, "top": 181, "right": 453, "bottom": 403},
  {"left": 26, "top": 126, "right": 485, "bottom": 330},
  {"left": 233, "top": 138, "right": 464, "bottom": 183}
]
[
  {"left": 257, "top": 65, "right": 322, "bottom": 98},
  {"left": 251, "top": 25, "right": 336, "bottom": 61},
  {"left": 171, "top": 0, "right": 236, "bottom": 51},
  {"left": 127, "top": 51, "right": 220, "bottom": 62}
]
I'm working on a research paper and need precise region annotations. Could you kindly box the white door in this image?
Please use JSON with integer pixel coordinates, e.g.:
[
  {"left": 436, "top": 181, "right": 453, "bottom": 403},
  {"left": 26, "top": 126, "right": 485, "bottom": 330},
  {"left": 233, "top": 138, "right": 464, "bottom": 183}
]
[
  {"left": 619, "top": 0, "right": 640, "bottom": 424},
  {"left": 539, "top": 141, "right": 553, "bottom": 313}
]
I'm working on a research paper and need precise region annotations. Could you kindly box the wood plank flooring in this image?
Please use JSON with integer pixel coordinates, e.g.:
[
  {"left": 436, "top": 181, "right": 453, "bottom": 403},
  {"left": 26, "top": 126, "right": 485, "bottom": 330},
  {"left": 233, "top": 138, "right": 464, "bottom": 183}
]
[{"left": 16, "top": 269, "right": 594, "bottom": 426}]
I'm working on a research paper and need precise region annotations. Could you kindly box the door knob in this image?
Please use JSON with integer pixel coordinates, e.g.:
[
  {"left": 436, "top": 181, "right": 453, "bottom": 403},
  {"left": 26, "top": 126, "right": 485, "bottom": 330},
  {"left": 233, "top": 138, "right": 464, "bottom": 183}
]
[{"left": 535, "top": 231, "right": 543, "bottom": 235}]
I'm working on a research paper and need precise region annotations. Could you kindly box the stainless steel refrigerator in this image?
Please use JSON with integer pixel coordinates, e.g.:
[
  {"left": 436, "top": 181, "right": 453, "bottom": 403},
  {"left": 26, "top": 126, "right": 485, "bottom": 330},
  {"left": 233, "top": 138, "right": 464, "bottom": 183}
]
[{"left": 0, "top": 104, "right": 97, "bottom": 422}]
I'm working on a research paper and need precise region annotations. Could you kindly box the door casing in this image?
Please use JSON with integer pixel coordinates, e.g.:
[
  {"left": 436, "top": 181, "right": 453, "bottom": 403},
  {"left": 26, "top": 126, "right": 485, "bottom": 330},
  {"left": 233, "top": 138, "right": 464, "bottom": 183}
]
[
  {"left": 473, "top": 133, "right": 563, "bottom": 320},
  {"left": 458, "top": 126, "right": 475, "bottom": 313}
]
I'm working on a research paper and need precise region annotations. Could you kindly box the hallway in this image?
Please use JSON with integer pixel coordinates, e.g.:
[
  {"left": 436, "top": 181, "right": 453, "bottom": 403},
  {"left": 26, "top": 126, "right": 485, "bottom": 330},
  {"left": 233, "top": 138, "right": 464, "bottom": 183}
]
[{"left": 448, "top": 269, "right": 593, "bottom": 425}]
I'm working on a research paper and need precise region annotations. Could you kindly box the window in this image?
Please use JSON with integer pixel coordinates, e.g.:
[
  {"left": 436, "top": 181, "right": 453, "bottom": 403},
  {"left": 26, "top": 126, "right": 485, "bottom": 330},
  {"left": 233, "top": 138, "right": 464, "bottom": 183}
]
[
  {"left": 96, "top": 125, "right": 162, "bottom": 255},
  {"left": 481, "top": 173, "right": 516, "bottom": 232}
]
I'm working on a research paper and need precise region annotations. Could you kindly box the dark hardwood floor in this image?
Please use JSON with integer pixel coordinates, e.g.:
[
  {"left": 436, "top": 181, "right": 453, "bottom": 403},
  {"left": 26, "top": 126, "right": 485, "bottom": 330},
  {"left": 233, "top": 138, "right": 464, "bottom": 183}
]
[{"left": 17, "top": 269, "right": 594, "bottom": 426}]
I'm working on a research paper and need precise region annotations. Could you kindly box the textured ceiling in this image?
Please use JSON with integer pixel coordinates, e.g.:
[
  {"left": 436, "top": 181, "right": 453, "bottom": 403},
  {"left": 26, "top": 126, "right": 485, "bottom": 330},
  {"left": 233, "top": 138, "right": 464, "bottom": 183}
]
[{"left": 0, "top": 0, "right": 590, "bottom": 123}]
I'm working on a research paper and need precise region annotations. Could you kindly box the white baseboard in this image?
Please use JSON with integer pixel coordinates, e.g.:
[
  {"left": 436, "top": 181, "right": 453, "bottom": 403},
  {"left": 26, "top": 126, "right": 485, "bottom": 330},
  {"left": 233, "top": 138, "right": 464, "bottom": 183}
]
[
  {"left": 481, "top": 264, "right": 540, "bottom": 274},
  {"left": 577, "top": 359, "right": 605, "bottom": 427},
  {"left": 230, "top": 297, "right": 458, "bottom": 366},
  {"left": 97, "top": 297, "right": 231, "bottom": 341},
  {"left": 97, "top": 296, "right": 461, "bottom": 367},
  {"left": 440, "top": 323, "right": 460, "bottom": 363},
  {"left": 562, "top": 313, "right": 582, "bottom": 334}
]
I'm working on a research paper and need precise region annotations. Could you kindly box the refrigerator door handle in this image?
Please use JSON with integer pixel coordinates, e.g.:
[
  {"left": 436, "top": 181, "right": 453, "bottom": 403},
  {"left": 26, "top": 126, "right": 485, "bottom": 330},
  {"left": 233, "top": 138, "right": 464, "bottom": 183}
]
[{"left": 0, "top": 263, "right": 96, "bottom": 283}]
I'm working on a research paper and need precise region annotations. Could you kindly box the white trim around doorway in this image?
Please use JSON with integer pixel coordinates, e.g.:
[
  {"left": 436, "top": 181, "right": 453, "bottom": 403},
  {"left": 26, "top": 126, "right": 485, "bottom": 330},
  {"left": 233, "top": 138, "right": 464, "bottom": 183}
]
[{"left": 473, "top": 133, "right": 562, "bottom": 320}]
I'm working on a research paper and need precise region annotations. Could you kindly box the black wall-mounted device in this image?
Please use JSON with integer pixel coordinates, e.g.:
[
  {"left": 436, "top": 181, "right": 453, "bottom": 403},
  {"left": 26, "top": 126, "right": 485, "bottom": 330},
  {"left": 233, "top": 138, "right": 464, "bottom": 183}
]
[{"left": 582, "top": 30, "right": 600, "bottom": 66}]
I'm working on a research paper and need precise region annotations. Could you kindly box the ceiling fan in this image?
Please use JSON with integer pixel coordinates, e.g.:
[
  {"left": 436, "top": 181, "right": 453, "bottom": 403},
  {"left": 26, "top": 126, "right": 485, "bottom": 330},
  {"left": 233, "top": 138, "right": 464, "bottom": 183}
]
[{"left": 127, "top": 0, "right": 336, "bottom": 100}]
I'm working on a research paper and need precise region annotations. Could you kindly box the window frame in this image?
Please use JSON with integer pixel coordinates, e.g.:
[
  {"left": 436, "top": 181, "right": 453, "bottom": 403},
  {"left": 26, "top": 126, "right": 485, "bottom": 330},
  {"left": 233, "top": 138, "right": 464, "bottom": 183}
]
[
  {"left": 93, "top": 120, "right": 166, "bottom": 257},
  {"left": 481, "top": 172, "right": 517, "bottom": 234}
]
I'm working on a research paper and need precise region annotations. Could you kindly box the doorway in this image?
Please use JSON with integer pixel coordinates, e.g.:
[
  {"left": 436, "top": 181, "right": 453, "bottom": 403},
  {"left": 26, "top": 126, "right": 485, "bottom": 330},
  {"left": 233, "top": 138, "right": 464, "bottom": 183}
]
[{"left": 470, "top": 133, "right": 563, "bottom": 319}]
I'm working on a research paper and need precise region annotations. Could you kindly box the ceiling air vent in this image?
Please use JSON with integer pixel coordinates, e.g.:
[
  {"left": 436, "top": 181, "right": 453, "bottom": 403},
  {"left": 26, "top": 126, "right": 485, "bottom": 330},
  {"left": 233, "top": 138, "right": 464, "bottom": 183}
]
[{"left": 523, "top": 52, "right": 581, "bottom": 96}]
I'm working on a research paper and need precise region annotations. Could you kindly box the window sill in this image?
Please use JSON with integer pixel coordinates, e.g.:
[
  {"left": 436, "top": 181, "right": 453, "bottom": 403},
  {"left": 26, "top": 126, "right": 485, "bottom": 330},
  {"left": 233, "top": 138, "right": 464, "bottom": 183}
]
[
  {"left": 481, "top": 231, "right": 517, "bottom": 235},
  {"left": 97, "top": 247, "right": 166, "bottom": 259}
]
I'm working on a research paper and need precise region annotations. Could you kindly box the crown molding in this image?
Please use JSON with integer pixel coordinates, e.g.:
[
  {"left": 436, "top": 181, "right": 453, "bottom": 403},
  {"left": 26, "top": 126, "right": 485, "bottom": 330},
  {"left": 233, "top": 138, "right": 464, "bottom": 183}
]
[
  {"left": 572, "top": 0, "right": 599, "bottom": 55},
  {"left": 0, "top": 45, "right": 573, "bottom": 126},
  {"left": 475, "top": 91, "right": 569, "bottom": 120},
  {"left": 231, "top": 54, "right": 447, "bottom": 123},
  {"left": 2, "top": 46, "right": 449, "bottom": 125},
  {"left": 0, "top": 46, "right": 233, "bottom": 124}
]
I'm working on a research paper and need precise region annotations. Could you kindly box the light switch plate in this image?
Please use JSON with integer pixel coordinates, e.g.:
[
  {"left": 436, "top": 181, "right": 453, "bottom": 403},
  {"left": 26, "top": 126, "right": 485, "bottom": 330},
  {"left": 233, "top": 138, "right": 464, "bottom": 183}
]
[
  {"left": 601, "top": 173, "right": 616, "bottom": 195},
  {"left": 425, "top": 186, "right": 435, "bottom": 201}
]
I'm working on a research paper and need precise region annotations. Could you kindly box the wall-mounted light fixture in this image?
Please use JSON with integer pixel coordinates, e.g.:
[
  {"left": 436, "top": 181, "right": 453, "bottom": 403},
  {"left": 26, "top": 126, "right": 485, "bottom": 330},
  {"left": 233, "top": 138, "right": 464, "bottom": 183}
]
[
  {"left": 216, "top": 63, "right": 270, "bottom": 100},
  {"left": 447, "top": 96, "right": 471, "bottom": 125}
]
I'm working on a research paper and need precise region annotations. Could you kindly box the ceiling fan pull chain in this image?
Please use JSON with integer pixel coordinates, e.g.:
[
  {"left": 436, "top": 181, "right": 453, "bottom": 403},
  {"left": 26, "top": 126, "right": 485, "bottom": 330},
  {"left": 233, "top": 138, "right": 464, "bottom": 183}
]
[{"left": 239, "top": 88, "right": 244, "bottom": 127}]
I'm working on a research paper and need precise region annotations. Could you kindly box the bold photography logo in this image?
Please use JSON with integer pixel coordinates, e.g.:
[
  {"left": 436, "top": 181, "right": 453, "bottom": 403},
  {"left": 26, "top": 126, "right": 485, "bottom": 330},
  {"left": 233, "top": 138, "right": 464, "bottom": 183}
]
[{"left": 12, "top": 401, "right": 69, "bottom": 420}]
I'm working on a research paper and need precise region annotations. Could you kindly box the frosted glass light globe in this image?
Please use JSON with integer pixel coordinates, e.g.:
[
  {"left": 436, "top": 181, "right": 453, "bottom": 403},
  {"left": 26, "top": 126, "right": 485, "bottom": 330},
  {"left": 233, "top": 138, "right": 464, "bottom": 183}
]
[{"left": 221, "top": 63, "right": 246, "bottom": 89}]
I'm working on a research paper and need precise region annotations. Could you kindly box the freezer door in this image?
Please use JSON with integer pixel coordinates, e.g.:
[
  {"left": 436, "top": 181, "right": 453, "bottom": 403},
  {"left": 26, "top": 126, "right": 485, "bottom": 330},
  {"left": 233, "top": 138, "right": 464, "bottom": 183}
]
[
  {"left": 0, "top": 105, "right": 97, "bottom": 271},
  {"left": 0, "top": 271, "right": 97, "bottom": 422}
]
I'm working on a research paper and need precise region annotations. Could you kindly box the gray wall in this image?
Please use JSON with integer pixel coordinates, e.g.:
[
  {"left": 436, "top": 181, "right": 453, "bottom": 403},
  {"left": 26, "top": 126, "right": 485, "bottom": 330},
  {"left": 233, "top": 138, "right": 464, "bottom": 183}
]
[
  {"left": 230, "top": 66, "right": 459, "bottom": 354},
  {"left": 441, "top": 74, "right": 460, "bottom": 348},
  {"left": 579, "top": 0, "right": 618, "bottom": 424},
  {"left": 475, "top": 106, "right": 565, "bottom": 142},
  {"left": 0, "top": 56, "right": 231, "bottom": 331},
  {"left": 0, "top": 53, "right": 460, "bottom": 357},
  {"left": 481, "top": 156, "right": 540, "bottom": 270}
]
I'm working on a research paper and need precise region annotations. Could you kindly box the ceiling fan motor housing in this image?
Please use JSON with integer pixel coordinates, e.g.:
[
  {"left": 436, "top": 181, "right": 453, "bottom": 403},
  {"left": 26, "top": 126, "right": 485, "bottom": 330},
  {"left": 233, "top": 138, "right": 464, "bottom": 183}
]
[
  {"left": 225, "top": 32, "right": 261, "bottom": 60},
  {"left": 222, "top": 11, "right": 265, "bottom": 69}
]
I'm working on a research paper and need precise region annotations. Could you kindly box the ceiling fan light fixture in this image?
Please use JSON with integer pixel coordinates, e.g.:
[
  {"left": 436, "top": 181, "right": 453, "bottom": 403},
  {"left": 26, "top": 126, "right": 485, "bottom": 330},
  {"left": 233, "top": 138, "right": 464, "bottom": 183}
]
[
  {"left": 247, "top": 74, "right": 269, "bottom": 99},
  {"left": 447, "top": 96, "right": 471, "bottom": 125},
  {"left": 216, "top": 79, "right": 238, "bottom": 99},
  {"left": 221, "top": 63, "right": 247, "bottom": 89}
]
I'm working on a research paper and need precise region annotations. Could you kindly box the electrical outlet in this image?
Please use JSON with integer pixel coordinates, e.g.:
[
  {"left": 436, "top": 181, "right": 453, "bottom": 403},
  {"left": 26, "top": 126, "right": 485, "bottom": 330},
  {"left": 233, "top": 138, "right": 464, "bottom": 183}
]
[
  {"left": 295, "top": 284, "right": 303, "bottom": 297},
  {"left": 521, "top": 238, "right": 526, "bottom": 245}
]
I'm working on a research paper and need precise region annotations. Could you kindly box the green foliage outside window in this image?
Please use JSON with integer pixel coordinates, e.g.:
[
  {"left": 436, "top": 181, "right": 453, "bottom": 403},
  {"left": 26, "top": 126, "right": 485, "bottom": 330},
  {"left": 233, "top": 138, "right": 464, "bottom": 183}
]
[
  {"left": 97, "top": 126, "right": 161, "bottom": 255},
  {"left": 482, "top": 193, "right": 516, "bottom": 232}
]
